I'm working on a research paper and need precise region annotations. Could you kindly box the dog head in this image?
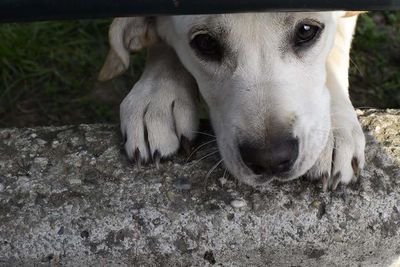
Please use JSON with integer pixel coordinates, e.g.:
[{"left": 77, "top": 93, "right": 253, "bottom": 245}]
[{"left": 101, "top": 12, "right": 361, "bottom": 187}]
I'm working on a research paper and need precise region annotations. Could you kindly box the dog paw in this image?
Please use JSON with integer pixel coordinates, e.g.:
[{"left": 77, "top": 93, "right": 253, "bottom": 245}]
[
  {"left": 307, "top": 107, "right": 365, "bottom": 191},
  {"left": 120, "top": 77, "right": 198, "bottom": 166}
]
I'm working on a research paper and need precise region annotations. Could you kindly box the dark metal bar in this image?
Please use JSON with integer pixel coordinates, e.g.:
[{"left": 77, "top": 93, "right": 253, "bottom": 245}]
[{"left": 0, "top": 0, "right": 399, "bottom": 23}]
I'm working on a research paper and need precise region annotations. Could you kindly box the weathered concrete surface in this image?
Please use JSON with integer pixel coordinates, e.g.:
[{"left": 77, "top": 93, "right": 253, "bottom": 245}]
[{"left": 0, "top": 109, "right": 399, "bottom": 266}]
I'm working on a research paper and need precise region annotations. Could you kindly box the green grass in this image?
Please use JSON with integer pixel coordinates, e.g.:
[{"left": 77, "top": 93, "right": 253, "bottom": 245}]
[
  {"left": 0, "top": 12, "right": 399, "bottom": 127},
  {"left": 350, "top": 11, "right": 400, "bottom": 108},
  {"left": 0, "top": 20, "right": 146, "bottom": 127}
]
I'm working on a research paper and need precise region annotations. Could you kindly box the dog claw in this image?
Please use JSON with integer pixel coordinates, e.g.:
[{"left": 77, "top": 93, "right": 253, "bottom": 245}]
[
  {"left": 181, "top": 136, "right": 192, "bottom": 156},
  {"left": 321, "top": 174, "right": 329, "bottom": 192},
  {"left": 153, "top": 150, "right": 161, "bottom": 169},
  {"left": 332, "top": 172, "right": 341, "bottom": 191},
  {"left": 134, "top": 148, "right": 142, "bottom": 169},
  {"left": 351, "top": 157, "right": 360, "bottom": 177}
]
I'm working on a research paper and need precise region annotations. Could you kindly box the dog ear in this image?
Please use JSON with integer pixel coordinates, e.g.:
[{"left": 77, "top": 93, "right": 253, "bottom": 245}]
[
  {"left": 343, "top": 11, "right": 366, "bottom": 18},
  {"left": 98, "top": 17, "right": 159, "bottom": 81}
]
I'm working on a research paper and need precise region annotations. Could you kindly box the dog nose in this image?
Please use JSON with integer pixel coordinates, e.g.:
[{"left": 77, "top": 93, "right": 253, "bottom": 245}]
[{"left": 239, "top": 137, "right": 299, "bottom": 176}]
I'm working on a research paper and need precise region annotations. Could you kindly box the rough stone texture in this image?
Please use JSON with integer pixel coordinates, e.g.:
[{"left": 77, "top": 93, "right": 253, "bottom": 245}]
[{"left": 0, "top": 109, "right": 399, "bottom": 266}]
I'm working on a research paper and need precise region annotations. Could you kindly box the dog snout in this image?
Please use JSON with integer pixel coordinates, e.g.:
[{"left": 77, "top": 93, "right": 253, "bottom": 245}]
[{"left": 239, "top": 136, "right": 299, "bottom": 176}]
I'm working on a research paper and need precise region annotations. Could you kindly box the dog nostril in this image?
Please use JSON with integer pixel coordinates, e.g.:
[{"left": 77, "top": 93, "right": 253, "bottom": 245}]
[{"left": 239, "top": 137, "right": 299, "bottom": 176}]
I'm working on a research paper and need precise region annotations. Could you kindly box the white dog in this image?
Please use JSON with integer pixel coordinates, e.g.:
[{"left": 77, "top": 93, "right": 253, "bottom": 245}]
[{"left": 99, "top": 11, "right": 366, "bottom": 190}]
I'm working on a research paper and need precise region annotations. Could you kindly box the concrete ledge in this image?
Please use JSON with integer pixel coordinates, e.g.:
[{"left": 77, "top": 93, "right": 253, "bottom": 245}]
[{"left": 0, "top": 109, "right": 399, "bottom": 266}]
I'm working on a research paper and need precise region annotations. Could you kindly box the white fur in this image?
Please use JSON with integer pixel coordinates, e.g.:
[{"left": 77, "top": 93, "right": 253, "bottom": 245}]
[
  {"left": 307, "top": 14, "right": 365, "bottom": 188},
  {"left": 104, "top": 12, "right": 366, "bottom": 189},
  {"left": 390, "top": 256, "right": 400, "bottom": 267},
  {"left": 120, "top": 44, "right": 198, "bottom": 161}
]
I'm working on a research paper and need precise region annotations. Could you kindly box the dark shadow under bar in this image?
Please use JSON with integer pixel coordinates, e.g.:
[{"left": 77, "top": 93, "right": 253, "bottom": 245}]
[{"left": 0, "top": 0, "right": 400, "bottom": 23}]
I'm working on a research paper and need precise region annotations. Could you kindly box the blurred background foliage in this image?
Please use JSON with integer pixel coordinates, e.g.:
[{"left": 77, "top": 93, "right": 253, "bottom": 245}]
[
  {"left": 350, "top": 12, "right": 400, "bottom": 108},
  {"left": 0, "top": 12, "right": 399, "bottom": 128}
]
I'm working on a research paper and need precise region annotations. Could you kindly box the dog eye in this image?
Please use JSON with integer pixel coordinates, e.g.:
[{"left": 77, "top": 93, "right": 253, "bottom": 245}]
[
  {"left": 295, "top": 23, "right": 321, "bottom": 46},
  {"left": 190, "top": 33, "right": 222, "bottom": 61}
]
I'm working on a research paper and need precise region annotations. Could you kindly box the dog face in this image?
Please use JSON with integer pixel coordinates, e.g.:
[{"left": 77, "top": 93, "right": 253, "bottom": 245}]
[
  {"left": 101, "top": 12, "right": 352, "bottom": 187},
  {"left": 157, "top": 13, "right": 342, "bottom": 186}
]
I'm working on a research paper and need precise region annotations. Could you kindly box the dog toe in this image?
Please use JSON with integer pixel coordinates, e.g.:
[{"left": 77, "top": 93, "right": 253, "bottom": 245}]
[
  {"left": 172, "top": 99, "right": 198, "bottom": 142},
  {"left": 120, "top": 83, "right": 198, "bottom": 166},
  {"left": 124, "top": 130, "right": 151, "bottom": 164},
  {"left": 307, "top": 112, "right": 365, "bottom": 191},
  {"left": 145, "top": 104, "right": 181, "bottom": 159},
  {"left": 330, "top": 120, "right": 365, "bottom": 189}
]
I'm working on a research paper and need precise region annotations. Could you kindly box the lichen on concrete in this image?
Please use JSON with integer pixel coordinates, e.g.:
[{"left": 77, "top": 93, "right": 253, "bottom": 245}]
[{"left": 0, "top": 110, "right": 399, "bottom": 266}]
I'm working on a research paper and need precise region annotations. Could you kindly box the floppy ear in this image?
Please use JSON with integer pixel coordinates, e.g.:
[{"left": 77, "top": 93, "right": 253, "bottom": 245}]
[
  {"left": 98, "top": 17, "right": 159, "bottom": 81},
  {"left": 343, "top": 11, "right": 366, "bottom": 18}
]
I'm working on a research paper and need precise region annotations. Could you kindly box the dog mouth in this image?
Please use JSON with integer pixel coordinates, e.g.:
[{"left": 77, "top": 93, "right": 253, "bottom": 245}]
[
  {"left": 216, "top": 137, "right": 311, "bottom": 186},
  {"left": 219, "top": 130, "right": 329, "bottom": 186},
  {"left": 243, "top": 160, "right": 295, "bottom": 177},
  {"left": 217, "top": 146, "right": 298, "bottom": 187},
  {"left": 230, "top": 157, "right": 307, "bottom": 187},
  {"left": 219, "top": 119, "right": 331, "bottom": 186},
  {"left": 243, "top": 161, "right": 300, "bottom": 184},
  {"left": 209, "top": 115, "right": 330, "bottom": 186}
]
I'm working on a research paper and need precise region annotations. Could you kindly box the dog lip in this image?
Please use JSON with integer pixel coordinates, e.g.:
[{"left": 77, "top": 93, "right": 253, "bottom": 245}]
[
  {"left": 244, "top": 161, "right": 299, "bottom": 180},
  {"left": 254, "top": 174, "right": 275, "bottom": 184},
  {"left": 235, "top": 155, "right": 299, "bottom": 186}
]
